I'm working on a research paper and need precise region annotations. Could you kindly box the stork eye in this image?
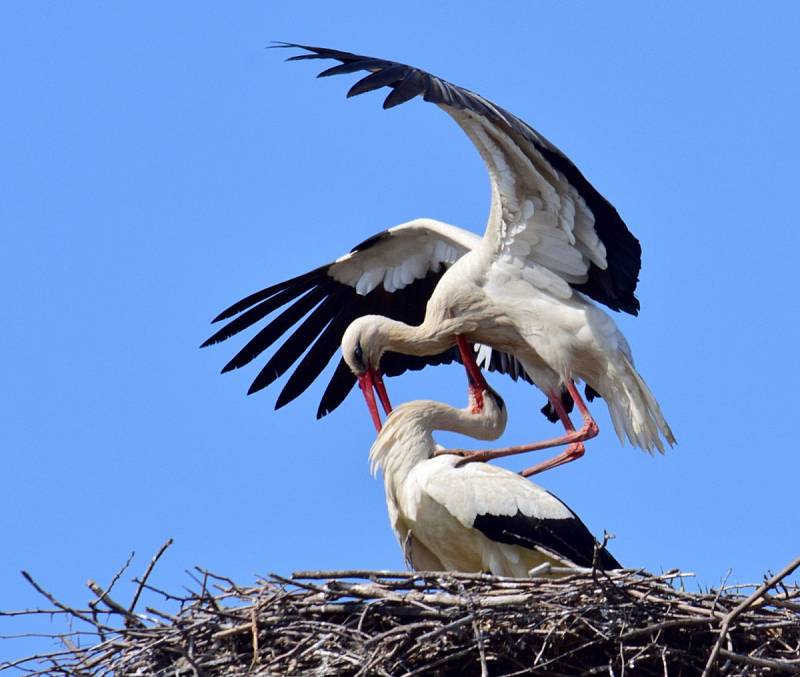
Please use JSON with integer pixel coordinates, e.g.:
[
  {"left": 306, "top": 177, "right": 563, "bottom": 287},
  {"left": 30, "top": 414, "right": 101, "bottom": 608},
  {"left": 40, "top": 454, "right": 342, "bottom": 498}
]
[{"left": 354, "top": 342, "right": 364, "bottom": 365}]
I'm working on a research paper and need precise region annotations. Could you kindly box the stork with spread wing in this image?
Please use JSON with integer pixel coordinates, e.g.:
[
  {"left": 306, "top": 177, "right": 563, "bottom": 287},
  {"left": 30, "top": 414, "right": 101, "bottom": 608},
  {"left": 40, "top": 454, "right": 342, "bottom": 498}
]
[{"left": 204, "top": 44, "right": 674, "bottom": 473}]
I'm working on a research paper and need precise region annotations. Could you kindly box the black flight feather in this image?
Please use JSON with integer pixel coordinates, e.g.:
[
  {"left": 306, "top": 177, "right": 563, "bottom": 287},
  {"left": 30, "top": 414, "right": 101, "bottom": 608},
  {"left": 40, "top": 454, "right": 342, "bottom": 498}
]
[
  {"left": 472, "top": 507, "right": 620, "bottom": 570},
  {"left": 247, "top": 289, "right": 347, "bottom": 394},
  {"left": 210, "top": 266, "right": 325, "bottom": 324},
  {"left": 278, "top": 43, "right": 641, "bottom": 315},
  {"left": 203, "top": 274, "right": 321, "bottom": 348},
  {"left": 222, "top": 285, "right": 328, "bottom": 373}
]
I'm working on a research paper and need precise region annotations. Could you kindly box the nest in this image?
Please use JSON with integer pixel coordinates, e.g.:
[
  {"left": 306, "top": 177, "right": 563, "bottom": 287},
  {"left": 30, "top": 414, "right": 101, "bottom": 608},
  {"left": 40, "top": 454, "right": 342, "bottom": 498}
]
[{"left": 3, "top": 544, "right": 799, "bottom": 676}]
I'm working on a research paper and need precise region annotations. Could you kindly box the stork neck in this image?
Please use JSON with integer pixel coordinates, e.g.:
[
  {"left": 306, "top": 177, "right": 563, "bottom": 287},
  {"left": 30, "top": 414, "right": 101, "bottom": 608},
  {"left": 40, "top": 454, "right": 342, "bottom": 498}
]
[
  {"left": 373, "top": 316, "right": 459, "bottom": 358},
  {"left": 369, "top": 400, "right": 502, "bottom": 492}
]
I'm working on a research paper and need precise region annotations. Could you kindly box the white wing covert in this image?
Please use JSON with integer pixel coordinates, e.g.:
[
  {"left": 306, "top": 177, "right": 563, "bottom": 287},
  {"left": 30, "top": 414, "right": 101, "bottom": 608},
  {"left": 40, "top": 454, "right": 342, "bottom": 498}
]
[
  {"left": 278, "top": 42, "right": 642, "bottom": 316},
  {"left": 416, "top": 458, "right": 619, "bottom": 569},
  {"left": 328, "top": 219, "right": 478, "bottom": 295},
  {"left": 204, "top": 218, "right": 533, "bottom": 418},
  {"left": 450, "top": 109, "right": 607, "bottom": 299},
  {"left": 419, "top": 459, "right": 573, "bottom": 528}
]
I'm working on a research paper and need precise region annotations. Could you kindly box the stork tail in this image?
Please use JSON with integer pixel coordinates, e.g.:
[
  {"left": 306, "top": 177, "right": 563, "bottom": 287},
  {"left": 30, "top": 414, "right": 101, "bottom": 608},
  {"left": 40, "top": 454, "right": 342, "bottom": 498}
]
[{"left": 600, "top": 355, "right": 675, "bottom": 454}]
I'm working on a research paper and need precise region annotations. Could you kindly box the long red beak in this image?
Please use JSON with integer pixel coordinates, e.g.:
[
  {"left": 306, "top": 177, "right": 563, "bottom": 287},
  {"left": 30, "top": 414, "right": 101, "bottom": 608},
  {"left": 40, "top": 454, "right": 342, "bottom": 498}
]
[
  {"left": 357, "top": 368, "right": 393, "bottom": 432},
  {"left": 373, "top": 369, "right": 393, "bottom": 415}
]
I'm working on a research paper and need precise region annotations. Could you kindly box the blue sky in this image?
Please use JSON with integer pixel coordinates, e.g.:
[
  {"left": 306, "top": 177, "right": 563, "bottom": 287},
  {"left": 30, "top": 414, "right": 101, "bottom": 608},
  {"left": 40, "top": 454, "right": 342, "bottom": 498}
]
[{"left": 2, "top": 1, "right": 799, "bottom": 661}]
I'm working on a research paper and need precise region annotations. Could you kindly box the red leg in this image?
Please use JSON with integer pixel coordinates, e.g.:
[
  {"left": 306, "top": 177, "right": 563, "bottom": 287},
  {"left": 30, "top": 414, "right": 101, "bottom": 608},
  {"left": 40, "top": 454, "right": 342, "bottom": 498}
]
[
  {"left": 456, "top": 336, "right": 489, "bottom": 388},
  {"left": 517, "top": 381, "right": 598, "bottom": 476},
  {"left": 548, "top": 391, "right": 575, "bottom": 431},
  {"left": 436, "top": 382, "right": 599, "bottom": 476},
  {"left": 455, "top": 335, "right": 489, "bottom": 413},
  {"left": 519, "top": 442, "right": 586, "bottom": 477},
  {"left": 565, "top": 380, "right": 597, "bottom": 431}
]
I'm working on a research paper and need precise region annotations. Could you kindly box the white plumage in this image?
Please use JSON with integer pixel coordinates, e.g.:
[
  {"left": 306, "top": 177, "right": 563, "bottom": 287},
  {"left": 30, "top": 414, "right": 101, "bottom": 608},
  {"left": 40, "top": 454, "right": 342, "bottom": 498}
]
[
  {"left": 328, "top": 221, "right": 478, "bottom": 295},
  {"left": 341, "top": 219, "right": 675, "bottom": 466},
  {"left": 370, "top": 386, "right": 621, "bottom": 575},
  {"left": 204, "top": 45, "right": 676, "bottom": 468}
]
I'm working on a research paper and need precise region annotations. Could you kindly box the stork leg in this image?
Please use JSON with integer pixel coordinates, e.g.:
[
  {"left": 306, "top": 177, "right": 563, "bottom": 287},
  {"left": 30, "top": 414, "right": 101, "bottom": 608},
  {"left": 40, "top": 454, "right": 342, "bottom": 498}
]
[
  {"left": 519, "top": 380, "right": 598, "bottom": 476},
  {"left": 437, "top": 380, "right": 598, "bottom": 474},
  {"left": 456, "top": 335, "right": 490, "bottom": 395}
]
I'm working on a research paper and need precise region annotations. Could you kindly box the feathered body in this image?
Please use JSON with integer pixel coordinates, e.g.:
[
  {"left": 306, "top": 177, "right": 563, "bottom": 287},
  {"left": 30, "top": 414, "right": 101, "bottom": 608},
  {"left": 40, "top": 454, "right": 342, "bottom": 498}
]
[
  {"left": 205, "top": 44, "right": 675, "bottom": 454},
  {"left": 370, "top": 390, "right": 620, "bottom": 575},
  {"left": 347, "top": 223, "right": 674, "bottom": 452}
]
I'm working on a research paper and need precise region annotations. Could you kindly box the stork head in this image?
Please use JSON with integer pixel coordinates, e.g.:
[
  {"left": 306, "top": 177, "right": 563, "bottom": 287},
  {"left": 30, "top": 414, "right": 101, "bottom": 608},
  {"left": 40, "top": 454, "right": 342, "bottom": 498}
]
[
  {"left": 465, "top": 366, "right": 507, "bottom": 440},
  {"left": 342, "top": 317, "right": 393, "bottom": 432}
]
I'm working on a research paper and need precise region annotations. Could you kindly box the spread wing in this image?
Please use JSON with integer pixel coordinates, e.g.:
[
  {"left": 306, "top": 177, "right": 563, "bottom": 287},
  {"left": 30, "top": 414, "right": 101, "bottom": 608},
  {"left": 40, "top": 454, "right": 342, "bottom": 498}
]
[
  {"left": 278, "top": 43, "right": 641, "bottom": 315},
  {"left": 203, "top": 220, "right": 532, "bottom": 418}
]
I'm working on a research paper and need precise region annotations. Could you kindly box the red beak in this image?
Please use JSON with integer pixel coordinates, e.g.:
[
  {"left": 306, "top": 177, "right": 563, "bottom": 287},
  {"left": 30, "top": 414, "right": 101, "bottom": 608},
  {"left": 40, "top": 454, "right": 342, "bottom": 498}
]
[
  {"left": 373, "top": 369, "right": 393, "bottom": 416},
  {"left": 357, "top": 367, "right": 392, "bottom": 432}
]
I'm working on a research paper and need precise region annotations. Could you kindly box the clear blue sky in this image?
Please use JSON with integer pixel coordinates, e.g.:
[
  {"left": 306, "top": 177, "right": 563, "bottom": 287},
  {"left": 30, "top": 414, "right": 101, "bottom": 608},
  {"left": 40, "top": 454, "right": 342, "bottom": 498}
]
[{"left": 3, "top": 1, "right": 799, "bottom": 661}]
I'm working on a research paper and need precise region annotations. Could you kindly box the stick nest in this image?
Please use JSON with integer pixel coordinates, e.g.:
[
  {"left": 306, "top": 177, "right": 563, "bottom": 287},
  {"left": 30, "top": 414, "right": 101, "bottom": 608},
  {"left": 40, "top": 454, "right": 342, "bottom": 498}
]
[{"left": 4, "top": 547, "right": 800, "bottom": 676}]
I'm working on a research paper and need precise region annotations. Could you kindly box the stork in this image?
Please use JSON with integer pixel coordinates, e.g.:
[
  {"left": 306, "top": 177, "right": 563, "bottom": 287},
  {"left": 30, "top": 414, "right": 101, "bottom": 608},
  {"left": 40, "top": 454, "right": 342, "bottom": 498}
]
[
  {"left": 369, "top": 378, "right": 620, "bottom": 575},
  {"left": 204, "top": 44, "right": 674, "bottom": 472}
]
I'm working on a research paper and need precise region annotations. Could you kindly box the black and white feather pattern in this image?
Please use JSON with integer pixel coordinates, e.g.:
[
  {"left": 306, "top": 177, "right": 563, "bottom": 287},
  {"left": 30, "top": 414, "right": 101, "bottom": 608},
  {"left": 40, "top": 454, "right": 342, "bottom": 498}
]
[
  {"left": 203, "top": 43, "right": 641, "bottom": 418},
  {"left": 472, "top": 501, "right": 620, "bottom": 569},
  {"left": 203, "top": 225, "right": 532, "bottom": 418},
  {"left": 369, "top": 393, "right": 621, "bottom": 575},
  {"left": 278, "top": 42, "right": 642, "bottom": 315}
]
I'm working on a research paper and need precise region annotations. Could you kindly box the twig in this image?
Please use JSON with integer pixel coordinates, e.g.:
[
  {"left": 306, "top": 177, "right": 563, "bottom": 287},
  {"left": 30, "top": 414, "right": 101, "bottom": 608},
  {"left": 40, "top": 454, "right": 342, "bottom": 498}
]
[
  {"left": 702, "top": 555, "right": 800, "bottom": 676},
  {"left": 87, "top": 579, "right": 145, "bottom": 628},
  {"left": 20, "top": 571, "right": 97, "bottom": 628},
  {"left": 105, "top": 550, "right": 135, "bottom": 597},
  {"left": 5, "top": 559, "right": 800, "bottom": 675},
  {"left": 128, "top": 537, "right": 173, "bottom": 614},
  {"left": 719, "top": 648, "right": 800, "bottom": 674},
  {"left": 249, "top": 604, "right": 260, "bottom": 669}
]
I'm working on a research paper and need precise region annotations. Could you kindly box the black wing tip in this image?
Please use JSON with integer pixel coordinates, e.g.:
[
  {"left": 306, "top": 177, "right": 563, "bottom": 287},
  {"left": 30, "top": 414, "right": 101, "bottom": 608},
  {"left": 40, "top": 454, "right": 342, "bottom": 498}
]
[
  {"left": 210, "top": 292, "right": 268, "bottom": 323},
  {"left": 211, "top": 308, "right": 235, "bottom": 324},
  {"left": 280, "top": 41, "right": 644, "bottom": 315},
  {"left": 597, "top": 545, "right": 622, "bottom": 570},
  {"left": 622, "top": 300, "right": 640, "bottom": 316},
  {"left": 203, "top": 327, "right": 235, "bottom": 349},
  {"left": 270, "top": 41, "right": 314, "bottom": 52},
  {"left": 273, "top": 388, "right": 295, "bottom": 410},
  {"left": 247, "top": 380, "right": 266, "bottom": 396}
]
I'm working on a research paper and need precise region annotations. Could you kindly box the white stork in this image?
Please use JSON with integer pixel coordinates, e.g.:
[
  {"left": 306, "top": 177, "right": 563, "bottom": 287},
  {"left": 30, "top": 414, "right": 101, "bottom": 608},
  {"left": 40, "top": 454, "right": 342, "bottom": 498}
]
[
  {"left": 370, "top": 379, "right": 621, "bottom": 575},
  {"left": 203, "top": 44, "right": 674, "bottom": 472}
]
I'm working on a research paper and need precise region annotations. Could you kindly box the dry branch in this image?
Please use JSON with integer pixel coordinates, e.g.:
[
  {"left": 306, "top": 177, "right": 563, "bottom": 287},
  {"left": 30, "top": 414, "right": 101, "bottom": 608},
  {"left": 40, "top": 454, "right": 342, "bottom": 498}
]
[{"left": 3, "top": 553, "right": 799, "bottom": 676}]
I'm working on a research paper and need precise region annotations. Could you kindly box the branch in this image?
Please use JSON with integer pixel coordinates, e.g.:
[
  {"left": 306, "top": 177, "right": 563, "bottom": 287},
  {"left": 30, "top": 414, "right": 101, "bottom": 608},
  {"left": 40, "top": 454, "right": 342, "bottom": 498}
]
[{"left": 702, "top": 555, "right": 800, "bottom": 676}]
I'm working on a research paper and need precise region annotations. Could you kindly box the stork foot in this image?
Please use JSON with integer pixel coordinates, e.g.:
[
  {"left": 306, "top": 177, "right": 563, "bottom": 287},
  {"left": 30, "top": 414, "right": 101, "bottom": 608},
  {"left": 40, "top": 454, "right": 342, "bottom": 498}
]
[{"left": 519, "top": 442, "right": 586, "bottom": 478}]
